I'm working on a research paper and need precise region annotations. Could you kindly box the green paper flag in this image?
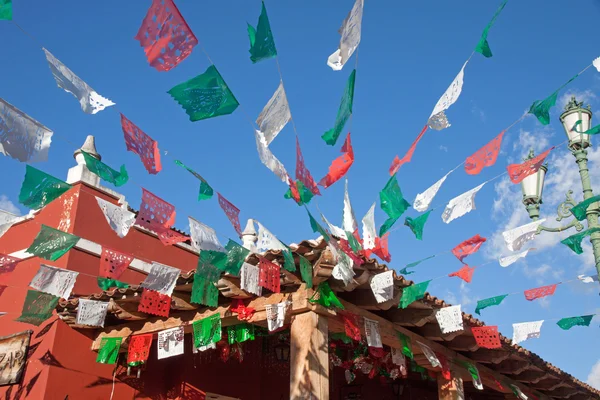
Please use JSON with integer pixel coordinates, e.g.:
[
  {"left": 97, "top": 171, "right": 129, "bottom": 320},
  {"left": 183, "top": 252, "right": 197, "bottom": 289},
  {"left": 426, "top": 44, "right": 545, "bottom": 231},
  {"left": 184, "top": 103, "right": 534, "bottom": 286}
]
[
  {"left": 174, "top": 160, "right": 214, "bottom": 200},
  {"left": 200, "top": 241, "right": 249, "bottom": 276},
  {"left": 247, "top": 1, "right": 277, "bottom": 63},
  {"left": 26, "top": 225, "right": 80, "bottom": 261},
  {"left": 570, "top": 195, "right": 600, "bottom": 221},
  {"left": 282, "top": 248, "right": 296, "bottom": 272},
  {"left": 529, "top": 91, "right": 558, "bottom": 125},
  {"left": 346, "top": 232, "right": 362, "bottom": 253},
  {"left": 96, "top": 337, "right": 122, "bottom": 364},
  {"left": 400, "top": 255, "right": 436, "bottom": 275},
  {"left": 81, "top": 151, "right": 128, "bottom": 187},
  {"left": 0, "top": 0, "right": 12, "bottom": 20},
  {"left": 306, "top": 208, "right": 330, "bottom": 242},
  {"left": 556, "top": 315, "right": 594, "bottom": 330},
  {"left": 379, "top": 174, "right": 410, "bottom": 236},
  {"left": 168, "top": 65, "right": 239, "bottom": 122},
  {"left": 397, "top": 331, "right": 413, "bottom": 359},
  {"left": 227, "top": 324, "right": 255, "bottom": 344},
  {"left": 399, "top": 280, "right": 431, "bottom": 309},
  {"left": 474, "top": 0, "right": 508, "bottom": 57},
  {"left": 309, "top": 281, "right": 344, "bottom": 310},
  {"left": 322, "top": 69, "right": 356, "bottom": 146},
  {"left": 404, "top": 210, "right": 432, "bottom": 241},
  {"left": 299, "top": 255, "right": 313, "bottom": 288},
  {"left": 191, "top": 274, "right": 219, "bottom": 307},
  {"left": 198, "top": 251, "right": 227, "bottom": 278},
  {"left": 97, "top": 277, "right": 129, "bottom": 291},
  {"left": 475, "top": 294, "right": 508, "bottom": 315},
  {"left": 15, "top": 290, "right": 59, "bottom": 326},
  {"left": 223, "top": 240, "right": 250, "bottom": 275},
  {"left": 19, "top": 165, "right": 72, "bottom": 210},
  {"left": 561, "top": 227, "right": 600, "bottom": 254},
  {"left": 284, "top": 180, "right": 314, "bottom": 205},
  {"left": 573, "top": 120, "right": 600, "bottom": 135},
  {"left": 330, "top": 332, "right": 352, "bottom": 344},
  {"left": 193, "top": 314, "right": 222, "bottom": 349}
]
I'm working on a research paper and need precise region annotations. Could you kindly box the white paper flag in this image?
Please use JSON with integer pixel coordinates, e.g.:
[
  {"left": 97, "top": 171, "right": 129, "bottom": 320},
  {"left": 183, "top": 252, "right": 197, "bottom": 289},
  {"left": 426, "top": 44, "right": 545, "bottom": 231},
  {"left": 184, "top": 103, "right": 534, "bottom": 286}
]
[
  {"left": 502, "top": 219, "right": 546, "bottom": 252},
  {"left": 428, "top": 61, "right": 468, "bottom": 130},
  {"left": 189, "top": 217, "right": 224, "bottom": 252},
  {"left": 435, "top": 305, "right": 464, "bottom": 334},
  {"left": 327, "top": 0, "right": 364, "bottom": 71},
  {"left": 509, "top": 384, "right": 529, "bottom": 400},
  {"left": 363, "top": 317, "right": 382, "bottom": 348},
  {"left": 370, "top": 270, "right": 394, "bottom": 303},
  {"left": 255, "top": 220, "right": 287, "bottom": 253},
  {"left": 391, "top": 347, "right": 406, "bottom": 367},
  {"left": 256, "top": 82, "right": 291, "bottom": 145},
  {"left": 320, "top": 212, "right": 346, "bottom": 239},
  {"left": 442, "top": 183, "right": 485, "bottom": 224},
  {"left": 594, "top": 57, "right": 600, "bottom": 73},
  {"left": 43, "top": 49, "right": 114, "bottom": 114},
  {"left": 266, "top": 302, "right": 289, "bottom": 332},
  {"left": 512, "top": 320, "right": 544, "bottom": 344},
  {"left": 414, "top": 173, "right": 450, "bottom": 212},
  {"left": 30, "top": 264, "right": 78, "bottom": 299},
  {"left": 255, "top": 130, "right": 288, "bottom": 183},
  {"left": 241, "top": 262, "right": 262, "bottom": 296},
  {"left": 499, "top": 249, "right": 532, "bottom": 267},
  {"left": 157, "top": 326, "right": 185, "bottom": 360},
  {"left": 0, "top": 209, "right": 19, "bottom": 239},
  {"left": 578, "top": 274, "right": 599, "bottom": 284},
  {"left": 140, "top": 262, "right": 180, "bottom": 296},
  {"left": 331, "top": 244, "right": 355, "bottom": 286},
  {"left": 343, "top": 179, "right": 358, "bottom": 234},
  {"left": 76, "top": 299, "right": 108, "bottom": 327},
  {"left": 0, "top": 98, "right": 53, "bottom": 163},
  {"left": 362, "top": 202, "right": 377, "bottom": 250},
  {"left": 417, "top": 341, "right": 440, "bottom": 368},
  {"left": 96, "top": 197, "right": 136, "bottom": 238}
]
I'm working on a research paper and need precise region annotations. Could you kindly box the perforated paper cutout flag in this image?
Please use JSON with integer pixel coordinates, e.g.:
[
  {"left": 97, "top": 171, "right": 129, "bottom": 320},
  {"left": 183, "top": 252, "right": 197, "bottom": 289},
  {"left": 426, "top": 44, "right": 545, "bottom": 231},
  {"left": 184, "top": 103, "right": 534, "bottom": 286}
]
[
  {"left": 331, "top": 244, "right": 355, "bottom": 286},
  {"left": 140, "top": 262, "right": 180, "bottom": 296},
  {"left": 266, "top": 302, "right": 288, "bottom": 331},
  {"left": 0, "top": 0, "right": 12, "bottom": 20},
  {"left": 97, "top": 277, "right": 129, "bottom": 291},
  {"left": 524, "top": 284, "right": 557, "bottom": 301},
  {"left": 0, "top": 253, "right": 20, "bottom": 275},
  {"left": 507, "top": 147, "right": 553, "bottom": 184},
  {"left": 255, "top": 130, "right": 288, "bottom": 183},
  {"left": 399, "top": 280, "right": 430, "bottom": 309},
  {"left": 136, "top": 189, "right": 188, "bottom": 246},
  {"left": 322, "top": 70, "right": 356, "bottom": 146},
  {"left": 465, "top": 131, "right": 504, "bottom": 175},
  {"left": 138, "top": 289, "right": 171, "bottom": 317},
  {"left": 320, "top": 211, "right": 345, "bottom": 239},
  {"left": 0, "top": 98, "right": 53, "bottom": 163},
  {"left": 474, "top": 0, "right": 508, "bottom": 58},
  {"left": 15, "top": 290, "right": 59, "bottom": 326},
  {"left": 299, "top": 255, "right": 313, "bottom": 288},
  {"left": 240, "top": 262, "right": 262, "bottom": 296},
  {"left": 19, "top": 165, "right": 71, "bottom": 210},
  {"left": 363, "top": 317, "right": 382, "bottom": 348},
  {"left": 556, "top": 315, "right": 594, "bottom": 330},
  {"left": 43, "top": 49, "right": 114, "bottom": 114},
  {"left": 370, "top": 270, "right": 394, "bottom": 303},
  {"left": 404, "top": 210, "right": 431, "bottom": 241},
  {"left": 413, "top": 172, "right": 449, "bottom": 212},
  {"left": 570, "top": 195, "right": 600, "bottom": 221},
  {"left": 448, "top": 265, "right": 476, "bottom": 283},
  {"left": 428, "top": 61, "right": 468, "bottom": 130},
  {"left": 121, "top": 114, "right": 162, "bottom": 175},
  {"left": 310, "top": 281, "right": 344, "bottom": 309},
  {"left": 362, "top": 203, "right": 376, "bottom": 250},
  {"left": 191, "top": 275, "right": 218, "bottom": 307},
  {"left": 99, "top": 247, "right": 133, "bottom": 279},
  {"left": 81, "top": 151, "right": 128, "bottom": 187},
  {"left": 135, "top": 0, "right": 198, "bottom": 72},
  {"left": 471, "top": 326, "right": 501, "bottom": 349},
  {"left": 96, "top": 197, "right": 136, "bottom": 238},
  {"left": 258, "top": 257, "right": 280, "bottom": 293},
  {"left": 96, "top": 337, "right": 121, "bottom": 364},
  {"left": 327, "top": 0, "right": 363, "bottom": 71},
  {"left": 76, "top": 299, "right": 108, "bottom": 328},
  {"left": 254, "top": 220, "right": 286, "bottom": 254},
  {"left": 561, "top": 227, "right": 600, "bottom": 254},
  {"left": 257, "top": 82, "right": 290, "bottom": 145},
  {"left": 319, "top": 132, "right": 354, "bottom": 188},
  {"left": 441, "top": 183, "right": 485, "bottom": 224},
  {"left": 512, "top": 320, "right": 543, "bottom": 344},
  {"left": 578, "top": 274, "right": 599, "bottom": 284},
  {"left": 435, "top": 305, "right": 464, "bottom": 334},
  {"left": 296, "top": 137, "right": 321, "bottom": 195},
  {"left": 502, "top": 219, "right": 546, "bottom": 251},
  {"left": 0, "top": 209, "right": 19, "bottom": 239},
  {"left": 174, "top": 160, "right": 213, "bottom": 201},
  {"left": 29, "top": 264, "right": 78, "bottom": 299},
  {"left": 499, "top": 249, "right": 532, "bottom": 267},
  {"left": 306, "top": 208, "right": 330, "bottom": 242},
  {"left": 157, "top": 326, "right": 185, "bottom": 360},
  {"left": 343, "top": 179, "right": 358, "bottom": 233},
  {"left": 189, "top": 217, "right": 224, "bottom": 252},
  {"left": 379, "top": 174, "right": 410, "bottom": 236},
  {"left": 248, "top": 1, "right": 278, "bottom": 63},
  {"left": 475, "top": 294, "right": 508, "bottom": 315},
  {"left": 127, "top": 334, "right": 153, "bottom": 364},
  {"left": 26, "top": 225, "right": 80, "bottom": 262},
  {"left": 389, "top": 125, "right": 428, "bottom": 176},
  {"left": 452, "top": 234, "right": 486, "bottom": 263},
  {"left": 168, "top": 65, "right": 239, "bottom": 122},
  {"left": 417, "top": 341, "right": 440, "bottom": 368},
  {"left": 218, "top": 193, "right": 242, "bottom": 236}
]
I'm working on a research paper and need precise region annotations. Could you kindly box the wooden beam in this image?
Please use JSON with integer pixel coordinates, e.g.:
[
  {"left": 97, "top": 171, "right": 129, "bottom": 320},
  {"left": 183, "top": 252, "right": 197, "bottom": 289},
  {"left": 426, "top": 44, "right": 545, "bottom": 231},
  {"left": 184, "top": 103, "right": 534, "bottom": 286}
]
[
  {"left": 384, "top": 308, "right": 435, "bottom": 327},
  {"left": 514, "top": 369, "right": 551, "bottom": 384},
  {"left": 468, "top": 349, "right": 511, "bottom": 365},
  {"left": 92, "top": 286, "right": 311, "bottom": 350},
  {"left": 530, "top": 378, "right": 566, "bottom": 391},
  {"left": 492, "top": 360, "right": 533, "bottom": 375},
  {"left": 445, "top": 336, "right": 480, "bottom": 352},
  {"left": 547, "top": 387, "right": 583, "bottom": 398},
  {"left": 417, "top": 323, "right": 464, "bottom": 342},
  {"left": 338, "top": 286, "right": 401, "bottom": 311},
  {"left": 289, "top": 312, "right": 329, "bottom": 400},
  {"left": 437, "top": 373, "right": 465, "bottom": 400}
]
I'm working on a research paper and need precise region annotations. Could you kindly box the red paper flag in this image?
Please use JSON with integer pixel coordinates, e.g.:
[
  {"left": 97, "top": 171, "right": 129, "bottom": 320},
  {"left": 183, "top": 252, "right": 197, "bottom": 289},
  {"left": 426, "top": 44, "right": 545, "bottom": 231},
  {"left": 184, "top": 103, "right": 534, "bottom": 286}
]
[
  {"left": 121, "top": 114, "right": 162, "bottom": 175},
  {"left": 258, "top": 257, "right": 280, "bottom": 293},
  {"left": 138, "top": 289, "right": 171, "bottom": 317},
  {"left": 389, "top": 125, "right": 428, "bottom": 176},
  {"left": 135, "top": 0, "right": 198, "bottom": 72},
  {"left": 136, "top": 189, "right": 188, "bottom": 246},
  {"left": 0, "top": 285, "right": 6, "bottom": 298},
  {"left": 127, "top": 334, "right": 153, "bottom": 364},
  {"left": 507, "top": 147, "right": 553, "bottom": 184},
  {"left": 465, "top": 131, "right": 504, "bottom": 175},
  {"left": 372, "top": 233, "right": 391, "bottom": 263},
  {"left": 471, "top": 326, "right": 501, "bottom": 349},
  {"left": 340, "top": 312, "right": 361, "bottom": 341},
  {"left": 287, "top": 176, "right": 301, "bottom": 203},
  {"left": 448, "top": 265, "right": 476, "bottom": 283},
  {"left": 296, "top": 137, "right": 321, "bottom": 195},
  {"left": 99, "top": 247, "right": 134, "bottom": 279},
  {"left": 451, "top": 234, "right": 486, "bottom": 263},
  {"left": 436, "top": 352, "right": 451, "bottom": 380},
  {"left": 524, "top": 283, "right": 558, "bottom": 301},
  {"left": 338, "top": 239, "right": 364, "bottom": 265},
  {"left": 319, "top": 133, "right": 355, "bottom": 189},
  {"left": 230, "top": 299, "right": 255, "bottom": 321},
  {"left": 218, "top": 193, "right": 242, "bottom": 236},
  {"left": 0, "top": 253, "right": 21, "bottom": 274}
]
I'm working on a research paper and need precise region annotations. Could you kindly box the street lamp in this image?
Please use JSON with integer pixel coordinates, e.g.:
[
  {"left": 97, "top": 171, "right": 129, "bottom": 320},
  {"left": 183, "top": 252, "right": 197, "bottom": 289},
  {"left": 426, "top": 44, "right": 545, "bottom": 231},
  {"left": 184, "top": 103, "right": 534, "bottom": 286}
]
[{"left": 521, "top": 96, "right": 600, "bottom": 280}]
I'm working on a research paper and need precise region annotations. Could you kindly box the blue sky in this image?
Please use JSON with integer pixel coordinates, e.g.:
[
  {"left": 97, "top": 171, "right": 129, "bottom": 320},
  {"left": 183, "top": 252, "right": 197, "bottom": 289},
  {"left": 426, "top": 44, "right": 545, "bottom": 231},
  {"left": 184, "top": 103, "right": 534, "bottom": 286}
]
[{"left": 1, "top": 0, "right": 599, "bottom": 386}]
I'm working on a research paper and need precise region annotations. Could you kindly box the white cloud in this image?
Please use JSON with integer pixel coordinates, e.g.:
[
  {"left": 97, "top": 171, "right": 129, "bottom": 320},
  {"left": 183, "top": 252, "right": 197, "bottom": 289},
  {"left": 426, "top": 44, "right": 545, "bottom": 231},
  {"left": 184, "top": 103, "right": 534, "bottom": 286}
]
[
  {"left": 558, "top": 90, "right": 597, "bottom": 110},
  {"left": 587, "top": 359, "right": 600, "bottom": 390},
  {"left": 471, "top": 104, "right": 486, "bottom": 122},
  {"left": 439, "top": 145, "right": 448, "bottom": 153},
  {"left": 0, "top": 195, "right": 20, "bottom": 216}
]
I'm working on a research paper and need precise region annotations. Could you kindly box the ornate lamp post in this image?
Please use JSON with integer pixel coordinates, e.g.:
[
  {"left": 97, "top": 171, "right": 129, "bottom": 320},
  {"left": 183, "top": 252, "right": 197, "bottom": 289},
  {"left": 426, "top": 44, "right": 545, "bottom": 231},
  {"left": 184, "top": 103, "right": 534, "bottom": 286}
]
[{"left": 521, "top": 96, "right": 600, "bottom": 282}]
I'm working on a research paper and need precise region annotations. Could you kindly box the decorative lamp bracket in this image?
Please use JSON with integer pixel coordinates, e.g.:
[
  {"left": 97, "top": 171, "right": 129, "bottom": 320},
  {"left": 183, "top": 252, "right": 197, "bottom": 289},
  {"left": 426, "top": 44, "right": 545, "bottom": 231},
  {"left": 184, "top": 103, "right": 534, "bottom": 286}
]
[{"left": 536, "top": 190, "right": 585, "bottom": 234}]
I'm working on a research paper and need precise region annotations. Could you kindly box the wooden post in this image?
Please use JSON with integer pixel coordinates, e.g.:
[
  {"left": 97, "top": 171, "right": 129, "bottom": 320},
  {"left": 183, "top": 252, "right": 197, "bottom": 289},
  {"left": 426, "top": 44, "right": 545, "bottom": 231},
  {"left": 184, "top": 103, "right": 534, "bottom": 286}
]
[
  {"left": 437, "top": 373, "right": 465, "bottom": 400},
  {"left": 289, "top": 311, "right": 329, "bottom": 400}
]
